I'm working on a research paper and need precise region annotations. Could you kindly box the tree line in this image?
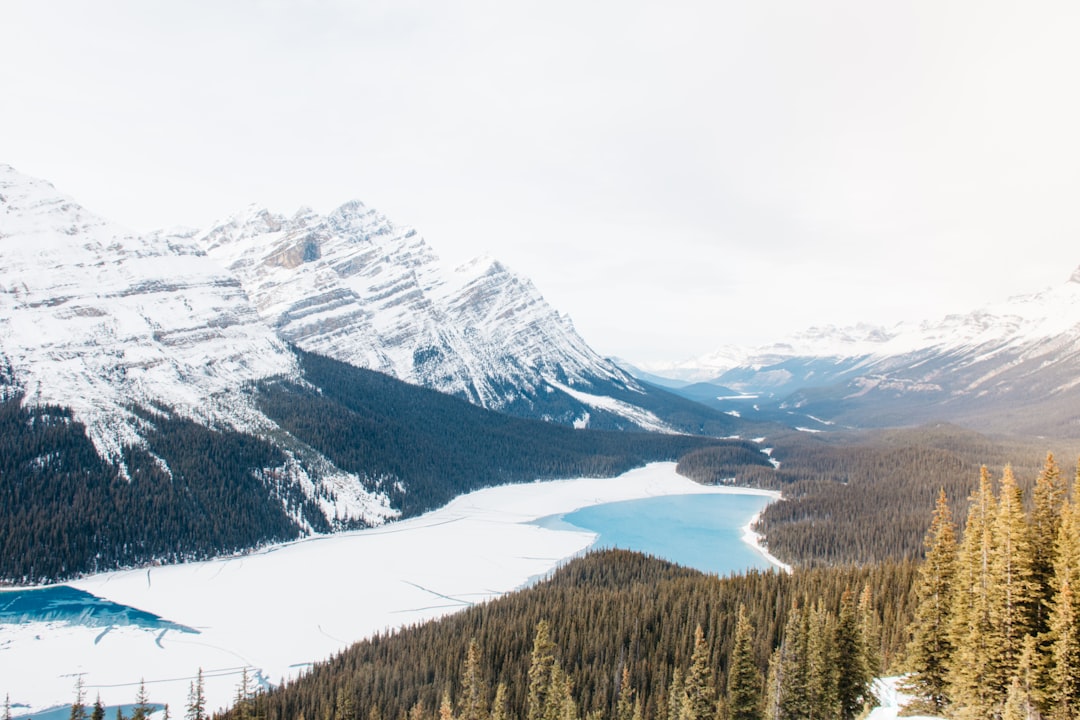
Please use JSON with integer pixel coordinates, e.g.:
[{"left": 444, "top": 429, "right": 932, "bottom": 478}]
[
  {"left": 904, "top": 453, "right": 1080, "bottom": 718},
  {"left": 207, "top": 550, "right": 915, "bottom": 720}
]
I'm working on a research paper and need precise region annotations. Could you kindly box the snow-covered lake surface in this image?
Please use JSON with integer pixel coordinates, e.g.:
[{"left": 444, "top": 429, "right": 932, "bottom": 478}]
[{"left": 0, "top": 463, "right": 781, "bottom": 717}]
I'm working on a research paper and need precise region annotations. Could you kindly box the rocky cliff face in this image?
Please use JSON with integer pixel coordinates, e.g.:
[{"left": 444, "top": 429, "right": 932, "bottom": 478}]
[{"left": 197, "top": 200, "right": 646, "bottom": 426}]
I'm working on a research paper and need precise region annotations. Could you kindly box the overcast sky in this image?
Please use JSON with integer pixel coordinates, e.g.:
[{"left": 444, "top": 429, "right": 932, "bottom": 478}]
[{"left": 3, "top": 1, "right": 1079, "bottom": 363}]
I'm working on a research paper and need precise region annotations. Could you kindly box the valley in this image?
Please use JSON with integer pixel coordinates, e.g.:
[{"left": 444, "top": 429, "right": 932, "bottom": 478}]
[{"left": 0, "top": 464, "right": 781, "bottom": 717}]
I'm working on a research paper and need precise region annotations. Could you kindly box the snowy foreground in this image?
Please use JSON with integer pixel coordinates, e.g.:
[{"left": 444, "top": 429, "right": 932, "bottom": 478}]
[{"left": 1, "top": 463, "right": 783, "bottom": 717}]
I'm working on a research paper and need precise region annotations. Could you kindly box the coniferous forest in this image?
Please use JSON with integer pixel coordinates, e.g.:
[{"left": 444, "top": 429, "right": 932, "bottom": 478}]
[
  {"left": 0, "top": 349, "right": 763, "bottom": 584},
  {"left": 213, "top": 550, "right": 914, "bottom": 720},
  {"left": 187, "top": 452, "right": 1080, "bottom": 720}
]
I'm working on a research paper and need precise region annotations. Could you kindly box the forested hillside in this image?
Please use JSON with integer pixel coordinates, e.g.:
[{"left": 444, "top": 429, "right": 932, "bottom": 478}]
[
  {"left": 212, "top": 550, "right": 916, "bottom": 720},
  {"left": 903, "top": 455, "right": 1080, "bottom": 718},
  {"left": 678, "top": 424, "right": 1080, "bottom": 567},
  {"left": 0, "top": 395, "right": 312, "bottom": 584},
  {"left": 0, "top": 349, "right": 757, "bottom": 584},
  {"left": 259, "top": 351, "right": 768, "bottom": 516}
]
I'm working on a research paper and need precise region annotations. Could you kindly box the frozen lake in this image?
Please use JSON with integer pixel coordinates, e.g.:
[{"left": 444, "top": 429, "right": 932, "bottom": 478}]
[
  {"left": 0, "top": 463, "right": 782, "bottom": 718},
  {"left": 541, "top": 493, "right": 775, "bottom": 575}
]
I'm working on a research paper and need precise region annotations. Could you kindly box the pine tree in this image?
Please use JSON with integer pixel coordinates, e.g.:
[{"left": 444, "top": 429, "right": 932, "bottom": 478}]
[
  {"left": 490, "top": 684, "right": 510, "bottom": 720},
  {"left": 69, "top": 676, "right": 88, "bottom": 720},
  {"left": 835, "top": 589, "right": 870, "bottom": 720},
  {"left": 726, "top": 604, "right": 762, "bottom": 720},
  {"left": 3, "top": 694, "right": 10, "bottom": 720},
  {"left": 187, "top": 668, "right": 207, "bottom": 720},
  {"left": 857, "top": 583, "right": 882, "bottom": 679},
  {"left": 775, "top": 603, "right": 810, "bottom": 720},
  {"left": 132, "top": 680, "right": 151, "bottom": 720},
  {"left": 666, "top": 666, "right": 685, "bottom": 720},
  {"left": 990, "top": 465, "right": 1036, "bottom": 698},
  {"left": 948, "top": 466, "right": 998, "bottom": 717},
  {"left": 905, "top": 488, "right": 957, "bottom": 712},
  {"left": 527, "top": 621, "right": 558, "bottom": 720},
  {"left": 234, "top": 668, "right": 254, "bottom": 720},
  {"left": 805, "top": 601, "right": 837, "bottom": 720},
  {"left": 616, "top": 667, "right": 637, "bottom": 720},
  {"left": 1050, "top": 578, "right": 1080, "bottom": 717},
  {"left": 439, "top": 689, "right": 455, "bottom": 720},
  {"left": 91, "top": 696, "right": 105, "bottom": 720},
  {"left": 459, "top": 639, "right": 488, "bottom": 720},
  {"left": 762, "top": 650, "right": 781, "bottom": 720},
  {"left": 1031, "top": 453, "right": 1065, "bottom": 637},
  {"left": 681, "top": 625, "right": 716, "bottom": 720}
]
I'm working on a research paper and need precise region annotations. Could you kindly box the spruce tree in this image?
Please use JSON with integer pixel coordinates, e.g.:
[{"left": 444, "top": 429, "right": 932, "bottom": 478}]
[
  {"left": 726, "top": 604, "right": 762, "bottom": 720},
  {"left": 990, "top": 465, "right": 1036, "bottom": 697},
  {"left": 906, "top": 488, "right": 957, "bottom": 712},
  {"left": 775, "top": 603, "right": 810, "bottom": 720},
  {"left": 459, "top": 639, "right": 488, "bottom": 720},
  {"left": 834, "top": 589, "right": 870, "bottom": 720},
  {"left": 91, "top": 696, "right": 105, "bottom": 720},
  {"left": 948, "top": 466, "right": 998, "bottom": 717},
  {"left": 762, "top": 650, "right": 781, "bottom": 720},
  {"left": 187, "top": 668, "right": 207, "bottom": 720},
  {"left": 616, "top": 667, "right": 637, "bottom": 720},
  {"left": 681, "top": 625, "right": 716, "bottom": 720},
  {"left": 857, "top": 583, "right": 882, "bottom": 679},
  {"left": 1031, "top": 453, "right": 1065, "bottom": 637},
  {"left": 438, "top": 689, "right": 455, "bottom": 720},
  {"left": 3, "top": 694, "right": 10, "bottom": 720},
  {"left": 527, "top": 621, "right": 558, "bottom": 720},
  {"left": 805, "top": 601, "right": 837, "bottom": 720},
  {"left": 666, "top": 666, "right": 685, "bottom": 720},
  {"left": 132, "top": 680, "right": 151, "bottom": 720},
  {"left": 69, "top": 676, "right": 88, "bottom": 720},
  {"left": 490, "top": 684, "right": 510, "bottom": 720},
  {"left": 234, "top": 669, "right": 253, "bottom": 720},
  {"left": 1050, "top": 578, "right": 1080, "bottom": 717}
]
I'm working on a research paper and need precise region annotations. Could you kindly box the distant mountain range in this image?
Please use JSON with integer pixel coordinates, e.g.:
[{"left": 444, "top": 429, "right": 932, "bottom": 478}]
[
  {"left": 0, "top": 163, "right": 752, "bottom": 582},
  {"left": 630, "top": 270, "right": 1080, "bottom": 436}
]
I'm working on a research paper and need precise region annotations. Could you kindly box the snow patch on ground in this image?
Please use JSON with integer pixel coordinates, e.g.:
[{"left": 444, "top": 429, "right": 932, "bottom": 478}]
[{"left": 547, "top": 380, "right": 675, "bottom": 433}]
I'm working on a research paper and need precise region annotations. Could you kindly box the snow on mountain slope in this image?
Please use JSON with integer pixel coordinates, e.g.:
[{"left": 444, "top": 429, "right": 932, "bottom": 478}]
[
  {"left": 0, "top": 164, "right": 295, "bottom": 455},
  {"left": 654, "top": 270, "right": 1080, "bottom": 384},
  {"left": 636, "top": 268, "right": 1080, "bottom": 435},
  {"left": 0, "top": 164, "right": 392, "bottom": 524},
  {"left": 197, "top": 200, "right": 645, "bottom": 425}
]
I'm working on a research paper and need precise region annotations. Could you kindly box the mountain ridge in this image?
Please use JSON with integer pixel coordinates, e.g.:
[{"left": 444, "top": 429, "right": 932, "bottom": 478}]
[{"left": 630, "top": 267, "right": 1080, "bottom": 435}]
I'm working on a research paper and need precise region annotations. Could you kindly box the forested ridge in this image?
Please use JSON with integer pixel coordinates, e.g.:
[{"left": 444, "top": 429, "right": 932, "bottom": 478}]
[
  {"left": 258, "top": 351, "right": 770, "bottom": 517},
  {"left": 210, "top": 550, "right": 915, "bottom": 720},
  {"left": 0, "top": 349, "right": 760, "bottom": 584},
  {"left": 903, "top": 454, "right": 1080, "bottom": 718},
  {"left": 678, "top": 424, "right": 1080, "bottom": 567},
  {"left": 0, "top": 395, "right": 309, "bottom": 584}
]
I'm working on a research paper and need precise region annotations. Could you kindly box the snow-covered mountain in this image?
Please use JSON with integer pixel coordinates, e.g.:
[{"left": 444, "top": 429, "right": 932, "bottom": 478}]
[
  {"left": 0, "top": 163, "right": 761, "bottom": 584},
  {"left": 194, "top": 200, "right": 671, "bottom": 430},
  {"left": 635, "top": 271, "right": 1080, "bottom": 435},
  {"left": 0, "top": 164, "right": 398, "bottom": 527}
]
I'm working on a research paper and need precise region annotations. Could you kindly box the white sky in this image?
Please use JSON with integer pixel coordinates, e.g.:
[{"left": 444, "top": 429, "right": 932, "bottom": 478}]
[{"left": 3, "top": 1, "right": 1079, "bottom": 363}]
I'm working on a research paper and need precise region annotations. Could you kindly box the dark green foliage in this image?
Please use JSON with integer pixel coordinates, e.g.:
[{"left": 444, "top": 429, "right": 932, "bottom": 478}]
[
  {"left": 725, "top": 606, "right": 762, "bottom": 720},
  {"left": 673, "top": 446, "right": 775, "bottom": 486},
  {"left": 0, "top": 394, "right": 304, "bottom": 583},
  {"left": 224, "top": 550, "right": 915, "bottom": 720},
  {"left": 738, "top": 426, "right": 1080, "bottom": 566},
  {"left": 258, "top": 351, "right": 736, "bottom": 517}
]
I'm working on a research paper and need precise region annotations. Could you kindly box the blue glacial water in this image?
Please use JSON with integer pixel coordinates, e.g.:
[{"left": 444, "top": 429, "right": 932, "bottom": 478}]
[
  {"left": 0, "top": 584, "right": 195, "bottom": 632},
  {"left": 536, "top": 493, "right": 776, "bottom": 576}
]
